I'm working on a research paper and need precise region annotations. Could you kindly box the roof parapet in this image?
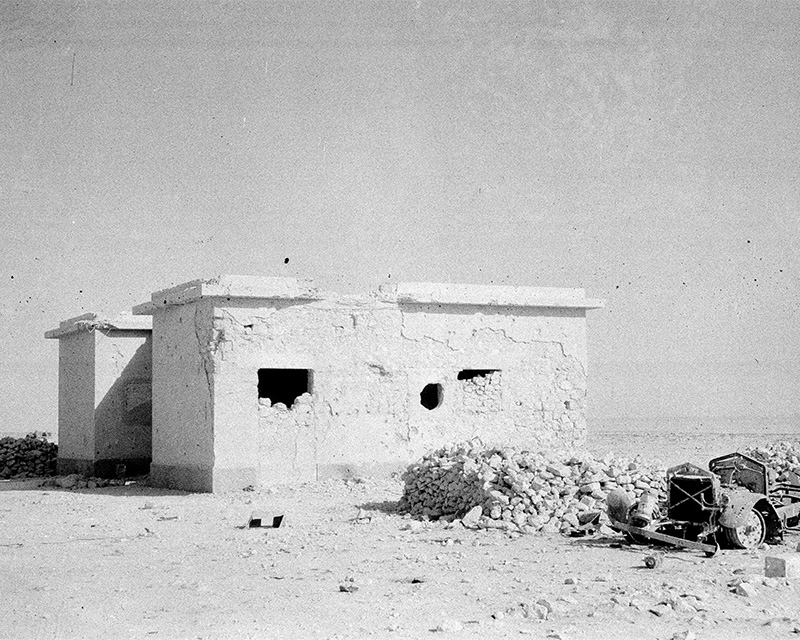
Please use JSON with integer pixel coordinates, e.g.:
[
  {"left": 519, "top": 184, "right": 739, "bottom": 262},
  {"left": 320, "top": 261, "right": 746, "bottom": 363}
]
[{"left": 378, "top": 282, "right": 604, "bottom": 309}]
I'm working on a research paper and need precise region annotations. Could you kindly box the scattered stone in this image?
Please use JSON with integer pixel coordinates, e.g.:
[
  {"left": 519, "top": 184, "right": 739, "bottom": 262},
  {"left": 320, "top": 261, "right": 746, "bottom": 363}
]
[
  {"left": 562, "top": 513, "right": 580, "bottom": 529},
  {"left": 649, "top": 604, "right": 672, "bottom": 617},
  {"left": 56, "top": 474, "right": 80, "bottom": 489},
  {"left": 491, "top": 610, "right": 505, "bottom": 620},
  {"left": 461, "top": 505, "right": 483, "bottom": 528},
  {"left": 670, "top": 631, "right": 697, "bottom": 640},
  {"left": 338, "top": 583, "right": 358, "bottom": 593},
  {"left": 761, "top": 576, "right": 781, "bottom": 589},
  {"left": 734, "top": 582, "right": 758, "bottom": 598},
  {"left": 536, "top": 598, "right": 554, "bottom": 615},
  {"left": 433, "top": 619, "right": 463, "bottom": 633},
  {"left": 671, "top": 597, "right": 697, "bottom": 615},
  {"left": 563, "top": 577, "right": 577, "bottom": 585},
  {"left": 610, "top": 595, "right": 631, "bottom": 607},
  {"left": 522, "top": 603, "right": 549, "bottom": 620}
]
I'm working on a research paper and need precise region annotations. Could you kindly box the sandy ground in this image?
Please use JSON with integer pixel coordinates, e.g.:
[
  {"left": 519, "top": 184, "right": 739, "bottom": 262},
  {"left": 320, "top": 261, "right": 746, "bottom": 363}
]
[{"left": 1, "top": 473, "right": 798, "bottom": 640}]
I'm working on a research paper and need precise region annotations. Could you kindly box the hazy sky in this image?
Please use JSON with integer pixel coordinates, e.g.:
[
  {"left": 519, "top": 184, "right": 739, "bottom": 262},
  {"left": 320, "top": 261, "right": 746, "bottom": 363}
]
[{"left": 2, "top": 1, "right": 799, "bottom": 435}]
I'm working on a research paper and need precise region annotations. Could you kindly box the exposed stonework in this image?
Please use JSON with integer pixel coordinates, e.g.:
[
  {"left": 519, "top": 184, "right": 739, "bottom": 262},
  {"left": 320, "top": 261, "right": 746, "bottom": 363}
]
[
  {"left": 128, "top": 276, "right": 603, "bottom": 492},
  {"left": 459, "top": 370, "right": 502, "bottom": 413}
]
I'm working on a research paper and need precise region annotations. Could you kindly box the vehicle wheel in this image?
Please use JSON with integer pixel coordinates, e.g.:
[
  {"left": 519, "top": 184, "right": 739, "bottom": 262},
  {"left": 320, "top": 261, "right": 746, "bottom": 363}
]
[{"left": 721, "top": 508, "right": 766, "bottom": 549}]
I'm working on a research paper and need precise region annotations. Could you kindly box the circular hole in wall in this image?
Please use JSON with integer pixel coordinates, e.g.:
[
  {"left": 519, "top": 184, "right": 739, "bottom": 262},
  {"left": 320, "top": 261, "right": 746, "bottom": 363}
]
[{"left": 420, "top": 383, "right": 443, "bottom": 410}]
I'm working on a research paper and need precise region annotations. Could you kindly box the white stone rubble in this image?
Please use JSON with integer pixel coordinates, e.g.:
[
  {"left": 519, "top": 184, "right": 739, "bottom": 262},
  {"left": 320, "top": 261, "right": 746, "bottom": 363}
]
[{"left": 399, "top": 440, "right": 668, "bottom": 532}]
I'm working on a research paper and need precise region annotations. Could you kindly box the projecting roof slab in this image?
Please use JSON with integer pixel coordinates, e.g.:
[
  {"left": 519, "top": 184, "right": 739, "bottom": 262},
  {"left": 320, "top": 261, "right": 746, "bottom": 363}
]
[
  {"left": 130, "top": 276, "right": 604, "bottom": 315},
  {"left": 378, "top": 282, "right": 605, "bottom": 309},
  {"left": 45, "top": 313, "right": 152, "bottom": 339},
  {"left": 132, "top": 275, "right": 321, "bottom": 315}
]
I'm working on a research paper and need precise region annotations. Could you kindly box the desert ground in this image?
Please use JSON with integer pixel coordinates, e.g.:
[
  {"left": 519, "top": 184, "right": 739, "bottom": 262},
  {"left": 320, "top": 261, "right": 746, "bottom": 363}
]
[{"left": 1, "top": 449, "right": 798, "bottom": 640}]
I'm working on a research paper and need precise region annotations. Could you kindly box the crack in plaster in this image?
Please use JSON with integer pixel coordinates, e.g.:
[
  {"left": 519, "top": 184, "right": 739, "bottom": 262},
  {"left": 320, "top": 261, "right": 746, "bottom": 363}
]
[
  {"left": 108, "top": 341, "right": 126, "bottom": 375},
  {"left": 219, "top": 309, "right": 243, "bottom": 326},
  {"left": 479, "top": 327, "right": 587, "bottom": 376},
  {"left": 398, "top": 311, "right": 454, "bottom": 349},
  {"left": 397, "top": 316, "right": 585, "bottom": 375},
  {"left": 193, "top": 306, "right": 214, "bottom": 421}
]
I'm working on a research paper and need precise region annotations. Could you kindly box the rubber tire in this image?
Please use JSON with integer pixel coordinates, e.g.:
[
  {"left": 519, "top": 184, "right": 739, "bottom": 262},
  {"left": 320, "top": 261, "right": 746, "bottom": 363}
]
[{"left": 720, "top": 508, "right": 766, "bottom": 549}]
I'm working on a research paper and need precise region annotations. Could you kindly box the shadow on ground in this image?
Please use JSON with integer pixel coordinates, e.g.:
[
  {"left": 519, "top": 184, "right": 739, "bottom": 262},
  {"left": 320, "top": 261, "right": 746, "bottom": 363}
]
[
  {"left": 0, "top": 476, "right": 190, "bottom": 497},
  {"left": 357, "top": 499, "right": 402, "bottom": 514}
]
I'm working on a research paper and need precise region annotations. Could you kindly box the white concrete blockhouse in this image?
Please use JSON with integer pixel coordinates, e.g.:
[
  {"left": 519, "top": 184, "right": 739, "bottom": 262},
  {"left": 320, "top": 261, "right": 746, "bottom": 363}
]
[{"left": 47, "top": 276, "right": 603, "bottom": 492}]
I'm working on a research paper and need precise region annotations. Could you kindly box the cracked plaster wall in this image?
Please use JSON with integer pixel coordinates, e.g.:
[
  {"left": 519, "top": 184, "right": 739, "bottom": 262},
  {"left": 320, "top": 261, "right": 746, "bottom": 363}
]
[
  {"left": 149, "top": 301, "right": 215, "bottom": 488},
  {"left": 199, "top": 297, "right": 589, "bottom": 488},
  {"left": 56, "top": 331, "right": 96, "bottom": 462}
]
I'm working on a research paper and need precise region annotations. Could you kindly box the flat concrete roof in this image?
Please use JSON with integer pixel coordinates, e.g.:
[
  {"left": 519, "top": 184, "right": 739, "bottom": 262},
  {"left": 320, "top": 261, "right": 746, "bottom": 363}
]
[
  {"left": 131, "top": 275, "right": 604, "bottom": 315},
  {"left": 133, "top": 275, "right": 321, "bottom": 314},
  {"left": 378, "top": 282, "right": 605, "bottom": 309},
  {"left": 45, "top": 313, "right": 152, "bottom": 339}
]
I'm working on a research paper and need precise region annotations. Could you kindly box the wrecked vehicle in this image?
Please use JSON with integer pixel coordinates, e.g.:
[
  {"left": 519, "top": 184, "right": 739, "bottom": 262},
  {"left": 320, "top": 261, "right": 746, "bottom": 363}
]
[{"left": 608, "top": 452, "right": 800, "bottom": 555}]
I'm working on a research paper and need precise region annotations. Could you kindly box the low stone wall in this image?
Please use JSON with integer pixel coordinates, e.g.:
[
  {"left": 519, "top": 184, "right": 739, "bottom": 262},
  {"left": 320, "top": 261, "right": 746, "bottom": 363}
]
[{"left": 0, "top": 433, "right": 58, "bottom": 479}]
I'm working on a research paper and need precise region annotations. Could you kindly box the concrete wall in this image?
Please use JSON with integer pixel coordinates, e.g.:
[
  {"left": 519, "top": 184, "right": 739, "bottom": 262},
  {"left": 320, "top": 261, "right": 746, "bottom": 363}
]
[
  {"left": 56, "top": 331, "right": 96, "bottom": 473},
  {"left": 209, "top": 299, "right": 590, "bottom": 488},
  {"left": 148, "top": 300, "right": 216, "bottom": 491}
]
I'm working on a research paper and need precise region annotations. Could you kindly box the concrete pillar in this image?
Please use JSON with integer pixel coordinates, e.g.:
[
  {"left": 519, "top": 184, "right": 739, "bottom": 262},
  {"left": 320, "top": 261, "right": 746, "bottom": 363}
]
[{"left": 45, "top": 314, "right": 152, "bottom": 477}]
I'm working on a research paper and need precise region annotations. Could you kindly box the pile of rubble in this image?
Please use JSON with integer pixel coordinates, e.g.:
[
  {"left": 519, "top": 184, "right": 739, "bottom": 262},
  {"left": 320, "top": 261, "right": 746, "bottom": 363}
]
[
  {"left": 744, "top": 441, "right": 800, "bottom": 480},
  {"left": 399, "top": 440, "right": 667, "bottom": 533},
  {"left": 0, "top": 432, "right": 57, "bottom": 479}
]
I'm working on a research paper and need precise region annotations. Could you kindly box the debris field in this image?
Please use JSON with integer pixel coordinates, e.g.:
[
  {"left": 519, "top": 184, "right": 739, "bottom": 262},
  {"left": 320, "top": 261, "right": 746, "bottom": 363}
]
[
  {"left": 1, "top": 440, "right": 799, "bottom": 639},
  {"left": 399, "top": 441, "right": 669, "bottom": 535}
]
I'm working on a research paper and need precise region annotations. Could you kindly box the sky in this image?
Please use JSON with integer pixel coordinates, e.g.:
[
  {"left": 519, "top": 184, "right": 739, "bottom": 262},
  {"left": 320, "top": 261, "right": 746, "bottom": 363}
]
[{"left": 2, "top": 0, "right": 799, "bottom": 437}]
